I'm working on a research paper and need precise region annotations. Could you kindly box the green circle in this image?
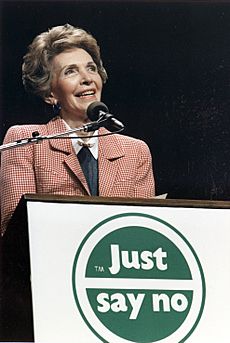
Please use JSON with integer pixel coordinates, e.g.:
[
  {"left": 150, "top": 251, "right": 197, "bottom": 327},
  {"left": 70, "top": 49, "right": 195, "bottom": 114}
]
[{"left": 72, "top": 212, "right": 206, "bottom": 343}]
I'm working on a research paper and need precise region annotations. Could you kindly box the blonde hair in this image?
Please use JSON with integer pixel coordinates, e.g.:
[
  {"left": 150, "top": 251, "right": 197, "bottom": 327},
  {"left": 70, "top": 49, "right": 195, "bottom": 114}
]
[{"left": 22, "top": 24, "right": 108, "bottom": 99}]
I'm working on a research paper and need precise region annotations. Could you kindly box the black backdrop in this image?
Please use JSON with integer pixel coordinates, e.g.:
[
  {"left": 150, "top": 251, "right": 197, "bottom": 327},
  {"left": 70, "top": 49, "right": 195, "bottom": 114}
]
[{"left": 1, "top": 0, "right": 230, "bottom": 200}]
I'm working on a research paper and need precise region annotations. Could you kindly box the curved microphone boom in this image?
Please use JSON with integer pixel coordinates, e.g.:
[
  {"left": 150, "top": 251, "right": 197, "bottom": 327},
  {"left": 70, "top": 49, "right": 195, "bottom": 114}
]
[
  {"left": 87, "top": 101, "right": 125, "bottom": 132},
  {"left": 0, "top": 101, "right": 125, "bottom": 153}
]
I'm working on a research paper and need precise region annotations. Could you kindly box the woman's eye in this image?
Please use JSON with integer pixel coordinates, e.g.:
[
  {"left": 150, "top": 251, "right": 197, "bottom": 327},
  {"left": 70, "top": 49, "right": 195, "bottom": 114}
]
[
  {"left": 88, "top": 65, "right": 98, "bottom": 73},
  {"left": 64, "top": 68, "right": 77, "bottom": 76}
]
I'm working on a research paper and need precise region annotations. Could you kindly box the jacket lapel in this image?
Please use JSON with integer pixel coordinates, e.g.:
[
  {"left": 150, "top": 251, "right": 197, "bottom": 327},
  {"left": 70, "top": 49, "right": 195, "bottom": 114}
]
[
  {"left": 46, "top": 116, "right": 73, "bottom": 154},
  {"left": 98, "top": 128, "right": 125, "bottom": 196},
  {"left": 46, "top": 116, "right": 90, "bottom": 194}
]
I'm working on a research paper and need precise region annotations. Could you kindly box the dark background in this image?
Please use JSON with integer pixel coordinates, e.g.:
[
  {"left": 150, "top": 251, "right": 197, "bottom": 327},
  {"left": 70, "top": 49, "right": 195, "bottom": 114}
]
[{"left": 1, "top": 0, "right": 230, "bottom": 200}]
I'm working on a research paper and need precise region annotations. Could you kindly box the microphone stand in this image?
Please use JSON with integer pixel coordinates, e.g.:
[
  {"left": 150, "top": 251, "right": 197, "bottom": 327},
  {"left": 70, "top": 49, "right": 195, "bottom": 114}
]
[{"left": 0, "top": 120, "right": 101, "bottom": 153}]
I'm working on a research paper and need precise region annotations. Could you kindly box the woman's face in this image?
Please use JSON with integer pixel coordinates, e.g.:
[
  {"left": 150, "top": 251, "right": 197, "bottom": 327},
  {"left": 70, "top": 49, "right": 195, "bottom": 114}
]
[{"left": 49, "top": 48, "right": 103, "bottom": 122}]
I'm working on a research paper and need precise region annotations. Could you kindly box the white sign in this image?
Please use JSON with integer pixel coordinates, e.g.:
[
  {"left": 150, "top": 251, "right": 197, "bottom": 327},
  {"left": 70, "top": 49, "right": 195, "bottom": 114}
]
[{"left": 27, "top": 200, "right": 230, "bottom": 342}]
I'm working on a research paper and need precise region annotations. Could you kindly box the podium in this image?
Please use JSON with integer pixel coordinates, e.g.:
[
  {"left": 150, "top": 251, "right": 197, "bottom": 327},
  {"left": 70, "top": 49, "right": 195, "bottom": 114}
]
[{"left": 1, "top": 194, "right": 230, "bottom": 342}]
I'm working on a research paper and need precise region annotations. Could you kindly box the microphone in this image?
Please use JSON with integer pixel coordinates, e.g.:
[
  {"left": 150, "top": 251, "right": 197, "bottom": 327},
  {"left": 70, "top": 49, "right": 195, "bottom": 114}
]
[{"left": 86, "top": 101, "right": 125, "bottom": 132}]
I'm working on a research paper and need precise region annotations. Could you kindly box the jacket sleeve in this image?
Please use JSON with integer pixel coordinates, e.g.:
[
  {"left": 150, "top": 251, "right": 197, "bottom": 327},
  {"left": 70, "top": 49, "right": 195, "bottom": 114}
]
[
  {"left": 134, "top": 140, "right": 155, "bottom": 198},
  {"left": 0, "top": 126, "right": 36, "bottom": 235}
]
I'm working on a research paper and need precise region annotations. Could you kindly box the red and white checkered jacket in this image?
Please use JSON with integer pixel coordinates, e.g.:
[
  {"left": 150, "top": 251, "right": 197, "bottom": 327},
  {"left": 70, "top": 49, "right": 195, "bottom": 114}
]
[{"left": 0, "top": 116, "right": 155, "bottom": 234}]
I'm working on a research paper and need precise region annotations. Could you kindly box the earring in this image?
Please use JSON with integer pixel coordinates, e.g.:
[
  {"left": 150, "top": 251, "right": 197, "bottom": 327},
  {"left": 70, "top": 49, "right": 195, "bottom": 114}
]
[{"left": 52, "top": 103, "right": 61, "bottom": 116}]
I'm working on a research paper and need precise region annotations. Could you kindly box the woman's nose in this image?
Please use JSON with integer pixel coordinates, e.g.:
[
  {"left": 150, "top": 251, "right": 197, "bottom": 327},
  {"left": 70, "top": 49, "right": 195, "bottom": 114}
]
[{"left": 80, "top": 70, "right": 93, "bottom": 85}]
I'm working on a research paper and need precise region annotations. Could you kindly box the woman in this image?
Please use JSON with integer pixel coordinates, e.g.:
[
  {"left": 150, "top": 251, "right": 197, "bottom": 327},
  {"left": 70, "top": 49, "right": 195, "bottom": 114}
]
[{"left": 0, "top": 24, "right": 155, "bottom": 234}]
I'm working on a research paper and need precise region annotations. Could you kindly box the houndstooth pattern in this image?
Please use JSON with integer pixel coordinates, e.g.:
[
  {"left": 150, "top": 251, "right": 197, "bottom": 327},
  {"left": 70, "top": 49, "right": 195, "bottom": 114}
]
[{"left": 0, "top": 116, "right": 155, "bottom": 234}]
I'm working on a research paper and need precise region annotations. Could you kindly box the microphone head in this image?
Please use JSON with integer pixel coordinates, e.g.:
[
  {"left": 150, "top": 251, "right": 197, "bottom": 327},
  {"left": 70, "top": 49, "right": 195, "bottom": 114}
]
[{"left": 87, "top": 101, "right": 109, "bottom": 121}]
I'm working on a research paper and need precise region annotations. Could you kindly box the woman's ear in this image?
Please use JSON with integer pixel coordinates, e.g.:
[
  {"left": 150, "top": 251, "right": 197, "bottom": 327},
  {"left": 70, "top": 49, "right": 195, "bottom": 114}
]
[{"left": 44, "top": 92, "right": 57, "bottom": 105}]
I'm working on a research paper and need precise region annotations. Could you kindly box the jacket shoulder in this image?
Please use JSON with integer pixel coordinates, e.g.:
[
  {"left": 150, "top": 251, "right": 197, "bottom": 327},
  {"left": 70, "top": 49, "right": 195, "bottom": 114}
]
[
  {"left": 3, "top": 123, "right": 48, "bottom": 144},
  {"left": 114, "top": 133, "right": 150, "bottom": 150}
]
